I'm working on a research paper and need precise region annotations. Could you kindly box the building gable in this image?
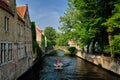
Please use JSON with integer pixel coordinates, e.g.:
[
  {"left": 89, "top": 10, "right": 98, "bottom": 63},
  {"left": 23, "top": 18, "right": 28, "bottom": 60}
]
[{"left": 16, "top": 5, "right": 27, "bottom": 19}]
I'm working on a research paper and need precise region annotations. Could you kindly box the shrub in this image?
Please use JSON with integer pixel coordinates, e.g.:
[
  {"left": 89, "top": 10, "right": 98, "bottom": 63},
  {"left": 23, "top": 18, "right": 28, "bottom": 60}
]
[
  {"left": 98, "top": 63, "right": 102, "bottom": 68},
  {"left": 68, "top": 47, "right": 77, "bottom": 55}
]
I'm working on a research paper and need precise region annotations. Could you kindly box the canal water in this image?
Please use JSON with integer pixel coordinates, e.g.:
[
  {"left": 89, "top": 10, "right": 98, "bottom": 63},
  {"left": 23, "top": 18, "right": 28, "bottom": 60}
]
[{"left": 18, "top": 50, "right": 120, "bottom": 80}]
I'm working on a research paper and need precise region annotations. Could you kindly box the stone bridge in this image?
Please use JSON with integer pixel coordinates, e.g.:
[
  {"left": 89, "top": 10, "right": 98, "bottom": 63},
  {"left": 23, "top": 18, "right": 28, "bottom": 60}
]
[{"left": 53, "top": 46, "right": 69, "bottom": 53}]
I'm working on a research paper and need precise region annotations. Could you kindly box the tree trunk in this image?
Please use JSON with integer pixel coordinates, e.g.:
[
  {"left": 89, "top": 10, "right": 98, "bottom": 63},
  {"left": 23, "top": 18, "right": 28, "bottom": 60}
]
[
  {"left": 108, "top": 32, "right": 114, "bottom": 57},
  {"left": 86, "top": 44, "right": 89, "bottom": 53},
  {"left": 86, "top": 42, "right": 91, "bottom": 53},
  {"left": 91, "top": 39, "right": 96, "bottom": 54}
]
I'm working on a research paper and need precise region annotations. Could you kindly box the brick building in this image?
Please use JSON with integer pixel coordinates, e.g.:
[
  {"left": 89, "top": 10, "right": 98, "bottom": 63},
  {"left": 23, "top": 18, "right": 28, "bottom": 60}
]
[
  {"left": 0, "top": 0, "right": 33, "bottom": 80},
  {"left": 36, "top": 25, "right": 44, "bottom": 47},
  {"left": 35, "top": 25, "right": 46, "bottom": 53}
]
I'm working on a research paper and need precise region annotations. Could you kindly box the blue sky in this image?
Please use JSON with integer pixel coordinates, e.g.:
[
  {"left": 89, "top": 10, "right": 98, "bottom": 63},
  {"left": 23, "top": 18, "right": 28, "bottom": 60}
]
[{"left": 16, "top": 0, "right": 68, "bottom": 31}]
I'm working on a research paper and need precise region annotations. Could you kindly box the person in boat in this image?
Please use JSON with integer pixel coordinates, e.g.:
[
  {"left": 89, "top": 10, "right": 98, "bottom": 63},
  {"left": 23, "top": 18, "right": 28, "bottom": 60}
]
[{"left": 54, "top": 59, "right": 63, "bottom": 67}]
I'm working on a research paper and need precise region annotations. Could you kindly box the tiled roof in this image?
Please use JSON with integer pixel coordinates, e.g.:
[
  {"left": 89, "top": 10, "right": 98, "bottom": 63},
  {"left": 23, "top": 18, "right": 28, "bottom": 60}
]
[{"left": 16, "top": 5, "right": 27, "bottom": 18}]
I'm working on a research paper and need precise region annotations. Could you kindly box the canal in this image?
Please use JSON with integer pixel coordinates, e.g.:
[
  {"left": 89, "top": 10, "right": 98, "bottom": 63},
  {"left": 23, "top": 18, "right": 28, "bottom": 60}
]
[{"left": 18, "top": 50, "right": 120, "bottom": 80}]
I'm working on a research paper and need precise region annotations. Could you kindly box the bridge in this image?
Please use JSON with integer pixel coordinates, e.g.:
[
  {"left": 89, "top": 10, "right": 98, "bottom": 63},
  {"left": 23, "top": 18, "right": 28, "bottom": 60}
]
[
  {"left": 45, "top": 46, "right": 70, "bottom": 55},
  {"left": 53, "top": 46, "right": 70, "bottom": 53}
]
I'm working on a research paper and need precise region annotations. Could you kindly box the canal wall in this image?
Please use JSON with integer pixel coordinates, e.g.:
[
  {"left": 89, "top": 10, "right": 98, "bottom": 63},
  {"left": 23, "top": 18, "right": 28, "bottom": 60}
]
[
  {"left": 17, "top": 57, "right": 44, "bottom": 80},
  {"left": 76, "top": 52, "right": 120, "bottom": 75}
]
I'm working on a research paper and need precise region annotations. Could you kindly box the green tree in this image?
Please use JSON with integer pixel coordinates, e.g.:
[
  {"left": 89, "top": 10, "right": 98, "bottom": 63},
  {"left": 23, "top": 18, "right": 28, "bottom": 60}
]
[
  {"left": 102, "top": 3, "right": 120, "bottom": 57},
  {"left": 44, "top": 26, "right": 56, "bottom": 46},
  {"left": 31, "top": 21, "right": 36, "bottom": 53},
  {"left": 41, "top": 35, "right": 45, "bottom": 51},
  {"left": 72, "top": 0, "right": 110, "bottom": 53},
  {"left": 111, "top": 35, "right": 120, "bottom": 56},
  {"left": 31, "top": 21, "right": 36, "bottom": 40},
  {"left": 68, "top": 47, "right": 77, "bottom": 56},
  {"left": 60, "top": 0, "right": 120, "bottom": 56},
  {"left": 56, "top": 32, "right": 69, "bottom": 46},
  {"left": 60, "top": 0, "right": 99, "bottom": 53}
]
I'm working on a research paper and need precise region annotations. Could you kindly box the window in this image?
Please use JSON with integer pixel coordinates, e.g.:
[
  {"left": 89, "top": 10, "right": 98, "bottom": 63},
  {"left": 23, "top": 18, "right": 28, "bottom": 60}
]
[
  {"left": 8, "top": 43, "right": 12, "bottom": 61},
  {"left": 17, "top": 43, "right": 20, "bottom": 59},
  {"left": 0, "top": 43, "right": 13, "bottom": 65},
  {"left": 4, "top": 16, "right": 9, "bottom": 32},
  {"left": 0, "top": 43, "right": 6, "bottom": 64},
  {"left": 17, "top": 43, "right": 25, "bottom": 59}
]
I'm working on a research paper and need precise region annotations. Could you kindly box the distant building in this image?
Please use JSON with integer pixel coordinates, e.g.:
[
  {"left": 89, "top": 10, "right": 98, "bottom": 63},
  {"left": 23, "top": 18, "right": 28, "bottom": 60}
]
[
  {"left": 36, "top": 25, "right": 44, "bottom": 47},
  {"left": 0, "top": 0, "right": 33, "bottom": 80},
  {"left": 68, "top": 39, "right": 77, "bottom": 47},
  {"left": 35, "top": 25, "right": 47, "bottom": 53},
  {"left": 68, "top": 39, "right": 80, "bottom": 50}
]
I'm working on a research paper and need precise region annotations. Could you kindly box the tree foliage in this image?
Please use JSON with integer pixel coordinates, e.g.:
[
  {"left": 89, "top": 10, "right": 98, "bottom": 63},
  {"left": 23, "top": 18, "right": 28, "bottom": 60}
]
[
  {"left": 41, "top": 35, "right": 45, "bottom": 50},
  {"left": 111, "top": 35, "right": 120, "bottom": 54},
  {"left": 68, "top": 47, "right": 77, "bottom": 56},
  {"left": 56, "top": 33, "right": 69, "bottom": 46},
  {"left": 59, "top": 0, "right": 120, "bottom": 57},
  {"left": 44, "top": 26, "right": 56, "bottom": 46},
  {"left": 31, "top": 21, "right": 36, "bottom": 40}
]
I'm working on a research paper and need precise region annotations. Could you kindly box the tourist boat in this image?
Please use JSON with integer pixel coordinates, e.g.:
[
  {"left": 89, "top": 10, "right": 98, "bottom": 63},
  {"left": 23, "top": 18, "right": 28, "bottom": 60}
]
[{"left": 54, "top": 60, "right": 63, "bottom": 69}]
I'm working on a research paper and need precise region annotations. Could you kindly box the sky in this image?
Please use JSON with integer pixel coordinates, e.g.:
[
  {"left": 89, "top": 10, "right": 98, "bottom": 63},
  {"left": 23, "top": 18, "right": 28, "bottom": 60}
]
[{"left": 16, "top": 0, "right": 68, "bottom": 31}]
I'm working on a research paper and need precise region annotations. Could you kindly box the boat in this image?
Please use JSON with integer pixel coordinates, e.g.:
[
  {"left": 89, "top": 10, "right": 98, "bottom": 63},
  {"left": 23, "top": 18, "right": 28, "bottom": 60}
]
[
  {"left": 54, "top": 60, "right": 63, "bottom": 69},
  {"left": 54, "top": 66, "right": 63, "bottom": 69}
]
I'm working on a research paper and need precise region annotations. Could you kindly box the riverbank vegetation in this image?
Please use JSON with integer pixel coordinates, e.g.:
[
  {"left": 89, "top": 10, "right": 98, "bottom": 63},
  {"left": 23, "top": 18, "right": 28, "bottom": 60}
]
[
  {"left": 58, "top": 0, "right": 120, "bottom": 58},
  {"left": 68, "top": 47, "right": 77, "bottom": 56}
]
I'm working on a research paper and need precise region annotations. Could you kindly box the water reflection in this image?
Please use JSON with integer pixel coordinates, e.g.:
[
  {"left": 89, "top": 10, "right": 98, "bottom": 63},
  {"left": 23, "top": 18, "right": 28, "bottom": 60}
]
[
  {"left": 17, "top": 50, "right": 120, "bottom": 80},
  {"left": 39, "top": 55, "right": 120, "bottom": 80},
  {"left": 56, "top": 50, "right": 65, "bottom": 56}
]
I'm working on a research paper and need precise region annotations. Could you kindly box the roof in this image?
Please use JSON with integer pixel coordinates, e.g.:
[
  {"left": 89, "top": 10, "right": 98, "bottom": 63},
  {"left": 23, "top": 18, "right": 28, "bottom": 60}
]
[{"left": 16, "top": 5, "right": 27, "bottom": 18}]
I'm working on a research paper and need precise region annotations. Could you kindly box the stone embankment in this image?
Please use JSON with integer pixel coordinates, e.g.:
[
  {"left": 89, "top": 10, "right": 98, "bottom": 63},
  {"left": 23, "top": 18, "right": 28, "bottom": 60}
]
[{"left": 76, "top": 52, "right": 120, "bottom": 75}]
